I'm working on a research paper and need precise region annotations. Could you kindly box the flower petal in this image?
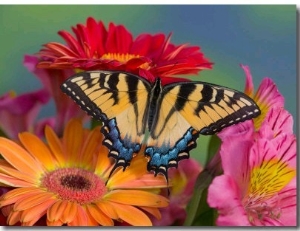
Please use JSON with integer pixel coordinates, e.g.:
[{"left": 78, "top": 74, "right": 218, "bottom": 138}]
[
  {"left": 109, "top": 202, "right": 152, "bottom": 226},
  {"left": 47, "top": 200, "right": 65, "bottom": 222},
  {"left": 46, "top": 219, "right": 63, "bottom": 226},
  {"left": 0, "top": 187, "right": 44, "bottom": 207},
  {"left": 107, "top": 154, "right": 148, "bottom": 188},
  {"left": 62, "top": 119, "right": 84, "bottom": 164},
  {"left": 86, "top": 204, "right": 113, "bottom": 226},
  {"left": 241, "top": 64, "right": 254, "bottom": 97},
  {"left": 139, "top": 206, "right": 162, "bottom": 220},
  {"left": 104, "top": 190, "right": 169, "bottom": 207},
  {"left": 60, "top": 201, "right": 78, "bottom": 224},
  {"left": 7, "top": 210, "right": 21, "bottom": 225},
  {"left": 95, "top": 201, "right": 118, "bottom": 220},
  {"left": 14, "top": 192, "right": 54, "bottom": 211},
  {"left": 259, "top": 107, "right": 294, "bottom": 139},
  {"left": 0, "top": 173, "right": 34, "bottom": 187},
  {"left": 68, "top": 204, "right": 88, "bottom": 226},
  {"left": 44, "top": 125, "right": 66, "bottom": 166},
  {"left": 20, "top": 198, "right": 56, "bottom": 224},
  {"left": 79, "top": 126, "right": 102, "bottom": 167},
  {"left": 94, "top": 144, "right": 112, "bottom": 178},
  {"left": 115, "top": 173, "right": 167, "bottom": 189},
  {"left": 207, "top": 175, "right": 250, "bottom": 226},
  {"left": 18, "top": 132, "right": 56, "bottom": 170},
  {"left": 0, "top": 138, "right": 44, "bottom": 178}
]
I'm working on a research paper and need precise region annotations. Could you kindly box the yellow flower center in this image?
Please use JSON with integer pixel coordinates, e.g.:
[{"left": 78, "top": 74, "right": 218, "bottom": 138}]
[
  {"left": 243, "top": 158, "right": 295, "bottom": 224},
  {"left": 101, "top": 53, "right": 151, "bottom": 70},
  {"left": 42, "top": 167, "right": 107, "bottom": 205},
  {"left": 170, "top": 170, "right": 187, "bottom": 196}
]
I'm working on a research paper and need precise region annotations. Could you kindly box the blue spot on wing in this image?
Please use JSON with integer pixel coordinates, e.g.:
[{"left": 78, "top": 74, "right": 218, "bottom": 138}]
[
  {"left": 145, "top": 127, "right": 199, "bottom": 181},
  {"left": 101, "top": 118, "right": 141, "bottom": 176}
]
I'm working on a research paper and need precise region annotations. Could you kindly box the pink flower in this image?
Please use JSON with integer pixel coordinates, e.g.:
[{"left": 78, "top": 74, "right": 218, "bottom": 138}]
[
  {"left": 241, "top": 65, "right": 284, "bottom": 130},
  {"left": 0, "top": 89, "right": 50, "bottom": 139},
  {"left": 208, "top": 133, "right": 296, "bottom": 226},
  {"left": 23, "top": 55, "right": 89, "bottom": 135},
  {"left": 209, "top": 67, "right": 296, "bottom": 226},
  {"left": 208, "top": 104, "right": 296, "bottom": 227},
  {"left": 152, "top": 159, "right": 202, "bottom": 226}
]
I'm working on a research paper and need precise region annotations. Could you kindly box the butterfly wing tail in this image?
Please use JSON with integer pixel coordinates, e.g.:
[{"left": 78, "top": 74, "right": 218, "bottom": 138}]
[{"left": 145, "top": 127, "right": 199, "bottom": 182}]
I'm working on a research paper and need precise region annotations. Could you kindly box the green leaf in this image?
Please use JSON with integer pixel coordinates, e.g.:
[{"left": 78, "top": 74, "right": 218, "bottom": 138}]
[
  {"left": 189, "top": 187, "right": 218, "bottom": 226},
  {"left": 206, "top": 135, "right": 221, "bottom": 165},
  {"left": 183, "top": 170, "right": 214, "bottom": 226}
]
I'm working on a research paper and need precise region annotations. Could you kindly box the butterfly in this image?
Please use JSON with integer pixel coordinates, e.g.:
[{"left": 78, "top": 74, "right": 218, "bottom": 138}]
[{"left": 61, "top": 70, "right": 261, "bottom": 182}]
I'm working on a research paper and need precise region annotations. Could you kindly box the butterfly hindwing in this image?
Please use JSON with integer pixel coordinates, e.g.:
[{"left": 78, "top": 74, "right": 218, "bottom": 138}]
[
  {"left": 61, "top": 71, "right": 152, "bottom": 173},
  {"left": 145, "top": 81, "right": 260, "bottom": 179}
]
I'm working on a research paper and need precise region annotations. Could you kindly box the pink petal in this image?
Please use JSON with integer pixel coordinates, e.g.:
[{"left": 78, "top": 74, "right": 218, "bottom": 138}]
[
  {"left": 259, "top": 107, "right": 294, "bottom": 139},
  {"left": 207, "top": 175, "right": 250, "bottom": 226},
  {"left": 240, "top": 64, "right": 254, "bottom": 97}
]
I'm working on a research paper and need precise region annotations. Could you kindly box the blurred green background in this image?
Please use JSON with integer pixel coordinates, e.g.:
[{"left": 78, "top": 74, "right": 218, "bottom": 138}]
[{"left": 0, "top": 5, "right": 296, "bottom": 164}]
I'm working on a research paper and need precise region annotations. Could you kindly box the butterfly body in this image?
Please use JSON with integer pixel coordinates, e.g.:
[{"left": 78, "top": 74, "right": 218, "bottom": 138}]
[{"left": 61, "top": 71, "right": 261, "bottom": 181}]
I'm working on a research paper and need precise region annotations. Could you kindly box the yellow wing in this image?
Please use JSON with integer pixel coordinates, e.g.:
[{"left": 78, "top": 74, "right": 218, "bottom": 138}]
[
  {"left": 145, "top": 81, "right": 261, "bottom": 178},
  {"left": 61, "top": 71, "right": 151, "bottom": 174}
]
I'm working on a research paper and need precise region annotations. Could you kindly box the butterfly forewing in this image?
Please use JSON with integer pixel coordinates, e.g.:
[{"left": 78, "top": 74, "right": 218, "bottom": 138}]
[
  {"left": 162, "top": 81, "right": 260, "bottom": 135},
  {"left": 61, "top": 71, "right": 152, "bottom": 173}
]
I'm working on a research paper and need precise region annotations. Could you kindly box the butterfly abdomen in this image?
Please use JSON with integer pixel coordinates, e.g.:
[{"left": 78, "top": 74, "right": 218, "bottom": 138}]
[{"left": 147, "top": 78, "right": 163, "bottom": 130}]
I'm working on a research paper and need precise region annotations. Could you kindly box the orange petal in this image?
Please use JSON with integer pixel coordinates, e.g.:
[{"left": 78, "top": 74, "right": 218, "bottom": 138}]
[
  {"left": 14, "top": 191, "right": 55, "bottom": 211},
  {"left": 45, "top": 125, "right": 66, "bottom": 166},
  {"left": 0, "top": 187, "right": 45, "bottom": 207},
  {"left": 107, "top": 154, "right": 147, "bottom": 188},
  {"left": 109, "top": 202, "right": 152, "bottom": 226},
  {"left": 67, "top": 204, "right": 88, "bottom": 226},
  {"left": 95, "top": 201, "right": 118, "bottom": 220},
  {"left": 47, "top": 200, "right": 65, "bottom": 222},
  {"left": 80, "top": 126, "right": 102, "bottom": 166},
  {"left": 18, "top": 132, "right": 56, "bottom": 170},
  {"left": 94, "top": 144, "right": 111, "bottom": 177},
  {"left": 60, "top": 201, "right": 78, "bottom": 224},
  {"left": 0, "top": 137, "right": 44, "bottom": 178},
  {"left": 86, "top": 204, "right": 114, "bottom": 226},
  {"left": 139, "top": 206, "right": 162, "bottom": 220},
  {"left": 105, "top": 190, "right": 169, "bottom": 207},
  {"left": 7, "top": 210, "right": 21, "bottom": 225},
  {"left": 115, "top": 173, "right": 167, "bottom": 189},
  {"left": 47, "top": 219, "right": 63, "bottom": 226},
  {"left": 62, "top": 119, "right": 84, "bottom": 164},
  {"left": 85, "top": 208, "right": 99, "bottom": 226},
  {"left": 0, "top": 173, "right": 34, "bottom": 187},
  {"left": 20, "top": 197, "right": 56, "bottom": 223},
  {"left": 0, "top": 160, "right": 40, "bottom": 185}
]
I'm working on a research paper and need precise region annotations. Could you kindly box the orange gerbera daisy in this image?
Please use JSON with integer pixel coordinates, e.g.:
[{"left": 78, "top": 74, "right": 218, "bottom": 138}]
[{"left": 0, "top": 119, "right": 168, "bottom": 226}]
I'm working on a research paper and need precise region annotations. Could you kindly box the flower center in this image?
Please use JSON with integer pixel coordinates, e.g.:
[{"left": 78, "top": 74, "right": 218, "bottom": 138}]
[
  {"left": 101, "top": 52, "right": 150, "bottom": 69},
  {"left": 243, "top": 158, "right": 295, "bottom": 224},
  {"left": 41, "top": 168, "right": 107, "bottom": 205}
]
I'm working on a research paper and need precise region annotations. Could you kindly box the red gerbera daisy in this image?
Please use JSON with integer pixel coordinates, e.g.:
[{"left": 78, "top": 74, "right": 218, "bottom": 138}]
[{"left": 37, "top": 17, "right": 212, "bottom": 85}]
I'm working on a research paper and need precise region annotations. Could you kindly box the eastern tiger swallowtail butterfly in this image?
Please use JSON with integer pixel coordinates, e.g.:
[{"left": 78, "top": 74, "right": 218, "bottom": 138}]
[{"left": 61, "top": 71, "right": 260, "bottom": 181}]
